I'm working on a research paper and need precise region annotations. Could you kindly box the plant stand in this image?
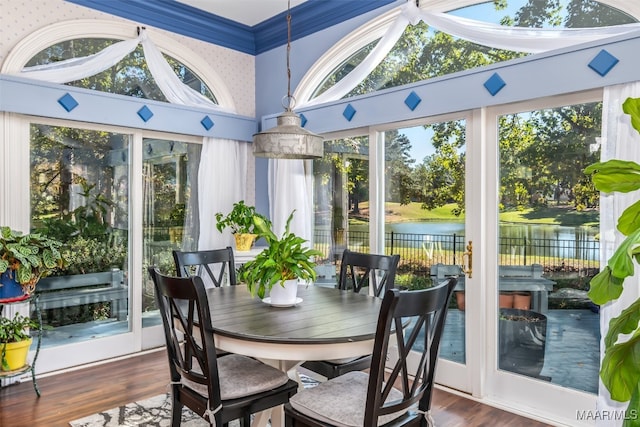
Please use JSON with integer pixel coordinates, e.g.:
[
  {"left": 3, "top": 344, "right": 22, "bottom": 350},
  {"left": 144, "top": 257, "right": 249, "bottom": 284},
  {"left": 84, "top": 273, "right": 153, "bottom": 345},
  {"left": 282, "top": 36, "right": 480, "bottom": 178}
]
[{"left": 0, "top": 295, "right": 42, "bottom": 396}]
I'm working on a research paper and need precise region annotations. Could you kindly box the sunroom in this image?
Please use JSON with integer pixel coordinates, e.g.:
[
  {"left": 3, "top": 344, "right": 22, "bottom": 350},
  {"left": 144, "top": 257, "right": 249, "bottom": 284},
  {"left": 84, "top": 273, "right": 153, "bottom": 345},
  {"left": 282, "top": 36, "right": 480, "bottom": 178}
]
[{"left": 1, "top": 0, "right": 639, "bottom": 426}]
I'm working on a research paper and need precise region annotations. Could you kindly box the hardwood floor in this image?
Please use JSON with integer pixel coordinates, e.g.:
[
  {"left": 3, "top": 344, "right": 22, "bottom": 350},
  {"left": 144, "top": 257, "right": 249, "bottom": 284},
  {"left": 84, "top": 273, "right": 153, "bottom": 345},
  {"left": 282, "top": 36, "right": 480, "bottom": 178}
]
[{"left": 0, "top": 348, "right": 552, "bottom": 427}]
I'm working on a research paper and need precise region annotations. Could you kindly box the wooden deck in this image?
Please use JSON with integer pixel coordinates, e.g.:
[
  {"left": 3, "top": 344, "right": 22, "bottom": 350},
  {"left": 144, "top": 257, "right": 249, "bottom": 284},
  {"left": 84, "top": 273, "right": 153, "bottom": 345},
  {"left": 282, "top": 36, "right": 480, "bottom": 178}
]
[{"left": 0, "top": 348, "right": 553, "bottom": 427}]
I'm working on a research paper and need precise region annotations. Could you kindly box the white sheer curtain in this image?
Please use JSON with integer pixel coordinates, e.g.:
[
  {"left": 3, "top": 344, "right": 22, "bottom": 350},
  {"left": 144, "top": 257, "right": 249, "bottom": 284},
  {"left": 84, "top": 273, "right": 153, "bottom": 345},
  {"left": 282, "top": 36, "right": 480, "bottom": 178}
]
[
  {"left": 597, "top": 83, "right": 640, "bottom": 427},
  {"left": 16, "top": 37, "right": 140, "bottom": 83},
  {"left": 139, "top": 32, "right": 233, "bottom": 113},
  {"left": 299, "top": 1, "right": 640, "bottom": 108},
  {"left": 268, "top": 158, "right": 313, "bottom": 243},
  {"left": 14, "top": 29, "right": 229, "bottom": 112},
  {"left": 198, "top": 138, "right": 249, "bottom": 251}
]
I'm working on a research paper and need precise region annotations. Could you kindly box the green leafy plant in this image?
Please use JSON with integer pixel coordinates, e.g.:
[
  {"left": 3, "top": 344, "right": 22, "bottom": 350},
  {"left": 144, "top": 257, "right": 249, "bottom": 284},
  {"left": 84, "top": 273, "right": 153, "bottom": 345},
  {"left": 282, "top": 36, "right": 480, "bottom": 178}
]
[
  {"left": 34, "top": 181, "right": 126, "bottom": 276},
  {"left": 0, "top": 313, "right": 38, "bottom": 370},
  {"left": 239, "top": 211, "right": 322, "bottom": 299},
  {"left": 584, "top": 96, "right": 640, "bottom": 423},
  {"left": 215, "top": 201, "right": 267, "bottom": 234},
  {"left": 169, "top": 203, "right": 186, "bottom": 226},
  {"left": 0, "top": 226, "right": 65, "bottom": 287}
]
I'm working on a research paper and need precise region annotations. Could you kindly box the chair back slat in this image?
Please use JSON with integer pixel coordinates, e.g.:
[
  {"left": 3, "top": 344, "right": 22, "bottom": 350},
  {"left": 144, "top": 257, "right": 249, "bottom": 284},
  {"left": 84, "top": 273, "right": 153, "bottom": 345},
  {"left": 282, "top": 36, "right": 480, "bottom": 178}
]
[
  {"left": 173, "top": 247, "right": 237, "bottom": 287},
  {"left": 365, "top": 277, "right": 457, "bottom": 425},
  {"left": 338, "top": 249, "right": 400, "bottom": 297}
]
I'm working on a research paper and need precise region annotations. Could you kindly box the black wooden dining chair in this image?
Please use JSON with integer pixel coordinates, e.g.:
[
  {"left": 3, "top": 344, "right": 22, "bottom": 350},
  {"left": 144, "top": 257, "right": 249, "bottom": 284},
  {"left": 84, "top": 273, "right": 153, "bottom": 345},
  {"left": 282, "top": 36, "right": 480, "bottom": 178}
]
[
  {"left": 285, "top": 277, "right": 457, "bottom": 427},
  {"left": 301, "top": 249, "right": 400, "bottom": 379},
  {"left": 148, "top": 267, "right": 298, "bottom": 427},
  {"left": 173, "top": 247, "right": 237, "bottom": 287},
  {"left": 338, "top": 249, "right": 401, "bottom": 297}
]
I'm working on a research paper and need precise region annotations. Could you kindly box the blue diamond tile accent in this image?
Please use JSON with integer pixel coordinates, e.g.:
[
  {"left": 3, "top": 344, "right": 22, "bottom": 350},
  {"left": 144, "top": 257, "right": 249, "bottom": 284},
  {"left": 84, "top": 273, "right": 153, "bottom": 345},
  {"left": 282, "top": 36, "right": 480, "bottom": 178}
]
[
  {"left": 484, "top": 73, "right": 506, "bottom": 96},
  {"left": 588, "top": 49, "right": 619, "bottom": 77},
  {"left": 343, "top": 104, "right": 356, "bottom": 122},
  {"left": 404, "top": 91, "right": 422, "bottom": 111},
  {"left": 58, "top": 93, "right": 78, "bottom": 112},
  {"left": 137, "top": 105, "right": 154, "bottom": 122},
  {"left": 300, "top": 113, "right": 308, "bottom": 127},
  {"left": 201, "top": 116, "right": 214, "bottom": 130}
]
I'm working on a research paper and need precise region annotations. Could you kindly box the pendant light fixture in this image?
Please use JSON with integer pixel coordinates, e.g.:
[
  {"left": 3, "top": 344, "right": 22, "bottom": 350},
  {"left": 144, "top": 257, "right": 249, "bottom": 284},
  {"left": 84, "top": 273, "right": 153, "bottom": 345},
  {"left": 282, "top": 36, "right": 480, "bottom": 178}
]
[{"left": 252, "top": 0, "right": 324, "bottom": 159}]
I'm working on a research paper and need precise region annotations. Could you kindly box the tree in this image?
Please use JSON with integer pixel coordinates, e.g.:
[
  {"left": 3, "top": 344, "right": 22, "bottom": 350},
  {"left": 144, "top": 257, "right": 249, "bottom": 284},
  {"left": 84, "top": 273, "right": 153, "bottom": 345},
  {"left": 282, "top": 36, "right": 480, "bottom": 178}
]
[{"left": 385, "top": 132, "right": 415, "bottom": 205}]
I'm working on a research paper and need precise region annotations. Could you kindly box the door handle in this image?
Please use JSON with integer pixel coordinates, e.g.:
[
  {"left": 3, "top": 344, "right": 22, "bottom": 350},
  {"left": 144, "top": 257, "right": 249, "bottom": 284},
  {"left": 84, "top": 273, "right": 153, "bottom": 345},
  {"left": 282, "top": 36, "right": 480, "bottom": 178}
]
[{"left": 462, "top": 241, "right": 472, "bottom": 278}]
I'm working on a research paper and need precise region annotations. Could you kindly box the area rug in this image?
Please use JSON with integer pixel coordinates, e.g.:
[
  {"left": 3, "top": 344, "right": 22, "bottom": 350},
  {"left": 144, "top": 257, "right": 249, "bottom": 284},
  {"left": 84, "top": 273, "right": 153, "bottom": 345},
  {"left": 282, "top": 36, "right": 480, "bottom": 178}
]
[{"left": 69, "top": 374, "right": 319, "bottom": 427}]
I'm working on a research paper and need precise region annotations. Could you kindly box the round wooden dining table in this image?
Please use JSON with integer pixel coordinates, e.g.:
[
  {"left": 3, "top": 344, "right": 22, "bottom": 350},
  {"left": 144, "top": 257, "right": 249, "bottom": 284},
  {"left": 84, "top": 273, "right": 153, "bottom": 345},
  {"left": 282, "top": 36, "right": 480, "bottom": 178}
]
[{"left": 206, "top": 283, "right": 383, "bottom": 427}]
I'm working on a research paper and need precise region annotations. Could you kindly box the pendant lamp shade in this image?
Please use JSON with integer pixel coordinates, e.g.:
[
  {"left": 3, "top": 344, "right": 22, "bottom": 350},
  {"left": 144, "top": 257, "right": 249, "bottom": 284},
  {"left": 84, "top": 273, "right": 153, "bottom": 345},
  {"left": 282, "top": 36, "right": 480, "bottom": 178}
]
[
  {"left": 252, "top": 0, "right": 323, "bottom": 159},
  {"left": 253, "top": 111, "right": 323, "bottom": 159}
]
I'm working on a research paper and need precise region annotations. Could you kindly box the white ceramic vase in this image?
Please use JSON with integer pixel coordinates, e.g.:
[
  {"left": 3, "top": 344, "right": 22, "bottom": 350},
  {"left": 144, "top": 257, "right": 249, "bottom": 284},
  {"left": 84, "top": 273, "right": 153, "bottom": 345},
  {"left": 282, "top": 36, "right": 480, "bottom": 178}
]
[{"left": 268, "top": 279, "right": 299, "bottom": 306}]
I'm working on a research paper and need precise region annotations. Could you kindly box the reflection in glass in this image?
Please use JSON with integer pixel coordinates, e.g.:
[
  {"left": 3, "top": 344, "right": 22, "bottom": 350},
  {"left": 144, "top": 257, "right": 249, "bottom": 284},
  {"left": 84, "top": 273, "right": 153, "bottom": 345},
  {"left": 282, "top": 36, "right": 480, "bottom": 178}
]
[
  {"left": 313, "top": 137, "right": 370, "bottom": 286},
  {"left": 142, "top": 139, "right": 201, "bottom": 327},
  {"left": 30, "top": 123, "right": 130, "bottom": 347}
]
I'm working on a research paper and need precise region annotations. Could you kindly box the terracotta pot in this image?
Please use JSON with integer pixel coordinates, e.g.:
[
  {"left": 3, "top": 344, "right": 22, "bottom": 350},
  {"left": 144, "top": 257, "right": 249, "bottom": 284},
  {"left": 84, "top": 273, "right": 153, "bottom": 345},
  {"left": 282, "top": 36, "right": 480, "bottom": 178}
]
[
  {"left": 499, "top": 292, "right": 514, "bottom": 309},
  {"left": 455, "top": 291, "right": 466, "bottom": 311},
  {"left": 513, "top": 292, "right": 531, "bottom": 310},
  {"left": 234, "top": 233, "right": 257, "bottom": 251}
]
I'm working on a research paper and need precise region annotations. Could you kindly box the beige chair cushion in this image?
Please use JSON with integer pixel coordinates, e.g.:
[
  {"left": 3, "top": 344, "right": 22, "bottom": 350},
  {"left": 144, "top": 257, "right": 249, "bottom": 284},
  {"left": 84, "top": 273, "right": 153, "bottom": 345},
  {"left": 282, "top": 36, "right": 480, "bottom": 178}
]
[
  {"left": 182, "top": 354, "right": 290, "bottom": 400},
  {"left": 289, "top": 371, "right": 407, "bottom": 427}
]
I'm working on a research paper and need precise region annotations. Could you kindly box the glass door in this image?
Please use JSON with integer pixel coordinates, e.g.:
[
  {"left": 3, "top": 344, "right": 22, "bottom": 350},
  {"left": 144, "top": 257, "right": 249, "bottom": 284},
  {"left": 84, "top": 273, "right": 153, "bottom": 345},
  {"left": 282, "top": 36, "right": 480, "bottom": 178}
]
[
  {"left": 377, "top": 113, "right": 475, "bottom": 394},
  {"left": 29, "top": 121, "right": 136, "bottom": 372},
  {"left": 312, "top": 134, "right": 371, "bottom": 284},
  {"left": 486, "top": 92, "right": 600, "bottom": 423},
  {"left": 141, "top": 137, "right": 202, "bottom": 349}
]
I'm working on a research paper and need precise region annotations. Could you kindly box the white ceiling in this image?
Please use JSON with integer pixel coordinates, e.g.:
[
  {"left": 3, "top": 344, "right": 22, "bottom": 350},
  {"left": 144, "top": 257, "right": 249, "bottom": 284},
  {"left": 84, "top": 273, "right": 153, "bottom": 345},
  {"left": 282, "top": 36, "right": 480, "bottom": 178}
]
[{"left": 176, "top": 0, "right": 310, "bottom": 26}]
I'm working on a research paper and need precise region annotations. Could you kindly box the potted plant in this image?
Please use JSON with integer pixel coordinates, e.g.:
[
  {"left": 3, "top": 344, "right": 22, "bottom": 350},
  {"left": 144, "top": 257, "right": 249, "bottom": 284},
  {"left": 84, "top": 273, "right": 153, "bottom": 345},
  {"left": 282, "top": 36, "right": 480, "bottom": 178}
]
[
  {"left": 215, "top": 200, "right": 269, "bottom": 251},
  {"left": 584, "top": 96, "right": 640, "bottom": 423},
  {"left": 239, "top": 210, "right": 322, "bottom": 305},
  {"left": 0, "top": 312, "right": 37, "bottom": 372},
  {"left": 0, "top": 226, "right": 65, "bottom": 299}
]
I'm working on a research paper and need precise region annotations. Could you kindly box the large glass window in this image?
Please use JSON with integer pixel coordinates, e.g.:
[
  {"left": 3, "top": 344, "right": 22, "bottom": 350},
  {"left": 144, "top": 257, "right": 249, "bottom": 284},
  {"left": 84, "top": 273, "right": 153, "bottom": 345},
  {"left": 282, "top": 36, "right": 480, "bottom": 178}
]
[{"left": 30, "top": 123, "right": 131, "bottom": 347}]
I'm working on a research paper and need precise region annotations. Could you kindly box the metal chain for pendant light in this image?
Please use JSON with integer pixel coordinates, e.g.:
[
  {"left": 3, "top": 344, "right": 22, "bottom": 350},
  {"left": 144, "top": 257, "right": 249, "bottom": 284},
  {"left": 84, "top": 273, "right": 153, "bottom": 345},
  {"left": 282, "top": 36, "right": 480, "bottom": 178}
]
[{"left": 284, "top": 0, "right": 295, "bottom": 111}]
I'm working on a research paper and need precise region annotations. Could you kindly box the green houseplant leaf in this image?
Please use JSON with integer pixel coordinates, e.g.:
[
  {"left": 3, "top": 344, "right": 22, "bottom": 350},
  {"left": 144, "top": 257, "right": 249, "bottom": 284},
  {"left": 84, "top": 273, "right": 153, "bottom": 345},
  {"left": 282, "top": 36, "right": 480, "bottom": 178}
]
[
  {"left": 618, "top": 201, "right": 640, "bottom": 236},
  {"left": 587, "top": 266, "right": 624, "bottom": 306},
  {"left": 215, "top": 201, "right": 269, "bottom": 234},
  {"left": 0, "top": 226, "right": 65, "bottom": 288},
  {"left": 585, "top": 97, "right": 640, "bottom": 413},
  {"left": 239, "top": 210, "right": 323, "bottom": 298},
  {"left": 623, "top": 97, "right": 640, "bottom": 135},
  {"left": 0, "top": 313, "right": 38, "bottom": 371},
  {"left": 584, "top": 160, "right": 640, "bottom": 194}
]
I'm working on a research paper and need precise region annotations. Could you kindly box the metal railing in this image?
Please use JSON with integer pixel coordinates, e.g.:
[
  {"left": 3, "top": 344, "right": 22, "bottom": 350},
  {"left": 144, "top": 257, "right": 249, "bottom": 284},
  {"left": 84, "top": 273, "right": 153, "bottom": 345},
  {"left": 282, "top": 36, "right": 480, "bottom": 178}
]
[{"left": 314, "top": 230, "right": 599, "bottom": 274}]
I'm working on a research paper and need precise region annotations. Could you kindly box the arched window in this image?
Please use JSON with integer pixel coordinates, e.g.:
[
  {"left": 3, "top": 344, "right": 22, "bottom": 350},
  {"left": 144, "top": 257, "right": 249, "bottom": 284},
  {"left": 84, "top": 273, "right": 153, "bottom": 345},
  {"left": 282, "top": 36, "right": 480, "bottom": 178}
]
[
  {"left": 300, "top": 0, "right": 637, "bottom": 104},
  {"left": 26, "top": 38, "right": 218, "bottom": 104}
]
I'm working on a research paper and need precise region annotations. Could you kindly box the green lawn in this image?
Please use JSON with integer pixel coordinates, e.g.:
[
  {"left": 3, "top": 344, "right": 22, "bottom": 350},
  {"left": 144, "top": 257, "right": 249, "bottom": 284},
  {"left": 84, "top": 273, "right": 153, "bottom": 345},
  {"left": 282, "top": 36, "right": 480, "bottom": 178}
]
[{"left": 354, "top": 202, "right": 599, "bottom": 227}]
